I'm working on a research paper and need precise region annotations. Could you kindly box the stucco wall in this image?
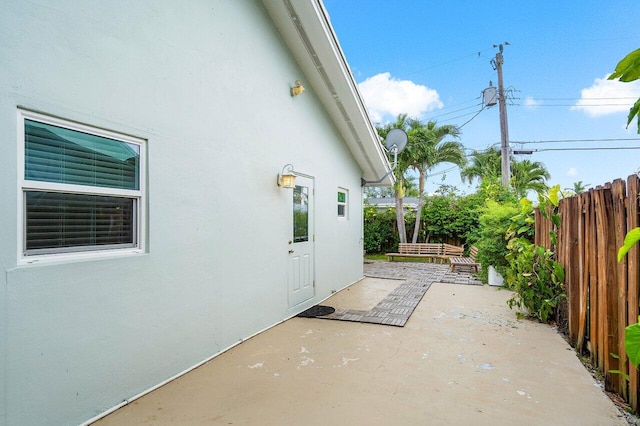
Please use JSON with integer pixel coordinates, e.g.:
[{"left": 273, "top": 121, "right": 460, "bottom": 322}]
[{"left": 0, "top": 1, "right": 365, "bottom": 424}]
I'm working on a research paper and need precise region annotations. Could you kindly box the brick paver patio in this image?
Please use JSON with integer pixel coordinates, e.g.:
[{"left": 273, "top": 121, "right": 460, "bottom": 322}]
[{"left": 313, "top": 260, "right": 483, "bottom": 327}]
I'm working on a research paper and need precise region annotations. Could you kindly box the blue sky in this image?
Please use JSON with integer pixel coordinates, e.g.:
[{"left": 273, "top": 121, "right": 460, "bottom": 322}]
[{"left": 323, "top": 0, "right": 640, "bottom": 195}]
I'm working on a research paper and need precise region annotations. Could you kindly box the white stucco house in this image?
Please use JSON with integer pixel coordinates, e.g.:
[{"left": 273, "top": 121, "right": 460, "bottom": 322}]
[{"left": 0, "top": 1, "right": 393, "bottom": 424}]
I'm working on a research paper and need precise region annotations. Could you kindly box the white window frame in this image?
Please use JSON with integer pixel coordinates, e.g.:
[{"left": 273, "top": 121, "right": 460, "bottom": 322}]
[
  {"left": 337, "top": 188, "right": 348, "bottom": 219},
  {"left": 17, "top": 109, "right": 146, "bottom": 264}
]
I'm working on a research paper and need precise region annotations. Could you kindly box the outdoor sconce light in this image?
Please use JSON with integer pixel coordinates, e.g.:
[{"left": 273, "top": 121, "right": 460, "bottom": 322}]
[
  {"left": 277, "top": 163, "right": 297, "bottom": 188},
  {"left": 291, "top": 80, "right": 305, "bottom": 97}
]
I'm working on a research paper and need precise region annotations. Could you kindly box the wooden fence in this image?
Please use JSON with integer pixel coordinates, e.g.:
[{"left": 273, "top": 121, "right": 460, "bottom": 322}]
[{"left": 535, "top": 174, "right": 640, "bottom": 411}]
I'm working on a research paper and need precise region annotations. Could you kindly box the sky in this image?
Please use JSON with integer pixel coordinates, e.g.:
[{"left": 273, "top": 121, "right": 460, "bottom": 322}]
[{"left": 323, "top": 0, "right": 640, "bottom": 196}]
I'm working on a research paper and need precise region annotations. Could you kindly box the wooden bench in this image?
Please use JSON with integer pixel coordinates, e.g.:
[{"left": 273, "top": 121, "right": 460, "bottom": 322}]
[
  {"left": 386, "top": 243, "right": 463, "bottom": 263},
  {"left": 442, "top": 243, "right": 464, "bottom": 257},
  {"left": 449, "top": 246, "right": 480, "bottom": 273}
]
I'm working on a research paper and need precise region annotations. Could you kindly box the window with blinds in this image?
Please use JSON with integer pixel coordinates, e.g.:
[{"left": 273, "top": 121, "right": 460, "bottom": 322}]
[{"left": 19, "top": 111, "right": 145, "bottom": 257}]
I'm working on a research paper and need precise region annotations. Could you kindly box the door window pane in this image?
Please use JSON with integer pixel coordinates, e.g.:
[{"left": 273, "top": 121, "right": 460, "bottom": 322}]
[{"left": 293, "top": 185, "right": 308, "bottom": 242}]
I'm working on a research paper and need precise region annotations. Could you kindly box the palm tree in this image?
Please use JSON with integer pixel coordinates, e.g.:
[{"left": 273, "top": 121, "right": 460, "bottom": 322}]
[
  {"left": 510, "top": 159, "right": 550, "bottom": 198},
  {"left": 376, "top": 114, "right": 413, "bottom": 243},
  {"left": 572, "top": 181, "right": 590, "bottom": 194},
  {"left": 460, "top": 147, "right": 502, "bottom": 186},
  {"left": 407, "top": 121, "right": 466, "bottom": 243}
]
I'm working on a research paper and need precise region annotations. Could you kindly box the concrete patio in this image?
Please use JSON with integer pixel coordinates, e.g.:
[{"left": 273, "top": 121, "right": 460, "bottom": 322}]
[{"left": 94, "top": 261, "right": 627, "bottom": 425}]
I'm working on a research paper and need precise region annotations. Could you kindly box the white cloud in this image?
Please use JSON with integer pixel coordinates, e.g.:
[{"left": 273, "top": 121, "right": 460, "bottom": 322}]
[
  {"left": 524, "top": 96, "right": 542, "bottom": 108},
  {"left": 566, "top": 167, "right": 578, "bottom": 177},
  {"left": 573, "top": 74, "right": 640, "bottom": 117},
  {"left": 358, "top": 72, "right": 443, "bottom": 122}
]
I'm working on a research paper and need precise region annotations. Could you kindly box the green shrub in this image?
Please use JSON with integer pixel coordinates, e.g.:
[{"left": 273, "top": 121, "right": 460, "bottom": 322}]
[
  {"left": 505, "top": 242, "right": 565, "bottom": 322},
  {"left": 503, "top": 186, "right": 565, "bottom": 322},
  {"left": 363, "top": 206, "right": 399, "bottom": 253},
  {"left": 422, "top": 191, "right": 484, "bottom": 246},
  {"left": 475, "top": 199, "right": 519, "bottom": 281}
]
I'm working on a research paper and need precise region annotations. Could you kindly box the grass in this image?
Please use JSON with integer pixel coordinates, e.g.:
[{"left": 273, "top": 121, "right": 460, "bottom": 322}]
[{"left": 364, "top": 253, "right": 387, "bottom": 261}]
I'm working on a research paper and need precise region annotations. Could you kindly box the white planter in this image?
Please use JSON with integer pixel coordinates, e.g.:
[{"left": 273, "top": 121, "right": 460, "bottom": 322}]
[{"left": 488, "top": 265, "right": 504, "bottom": 287}]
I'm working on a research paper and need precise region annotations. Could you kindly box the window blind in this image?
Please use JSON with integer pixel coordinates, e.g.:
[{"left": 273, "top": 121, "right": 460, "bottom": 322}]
[
  {"left": 25, "top": 192, "right": 135, "bottom": 253},
  {"left": 25, "top": 120, "right": 139, "bottom": 190},
  {"left": 22, "top": 117, "right": 141, "bottom": 255}
]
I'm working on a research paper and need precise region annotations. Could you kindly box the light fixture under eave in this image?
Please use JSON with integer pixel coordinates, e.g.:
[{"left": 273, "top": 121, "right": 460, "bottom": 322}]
[
  {"left": 277, "top": 163, "right": 296, "bottom": 188},
  {"left": 291, "top": 80, "right": 305, "bottom": 97}
]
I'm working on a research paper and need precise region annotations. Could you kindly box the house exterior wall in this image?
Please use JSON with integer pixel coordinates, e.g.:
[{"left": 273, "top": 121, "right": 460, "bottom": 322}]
[{"left": 0, "top": 1, "right": 365, "bottom": 424}]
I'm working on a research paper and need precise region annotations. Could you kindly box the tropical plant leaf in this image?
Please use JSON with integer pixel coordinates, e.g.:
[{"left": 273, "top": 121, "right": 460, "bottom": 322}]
[
  {"left": 553, "top": 262, "right": 565, "bottom": 283},
  {"left": 627, "top": 98, "right": 640, "bottom": 133},
  {"left": 609, "top": 49, "right": 640, "bottom": 82},
  {"left": 625, "top": 319, "right": 640, "bottom": 367},
  {"left": 618, "top": 227, "right": 640, "bottom": 262}
]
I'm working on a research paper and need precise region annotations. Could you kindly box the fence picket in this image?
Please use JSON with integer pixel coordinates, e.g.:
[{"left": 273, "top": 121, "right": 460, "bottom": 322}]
[
  {"left": 536, "top": 174, "right": 640, "bottom": 412},
  {"left": 628, "top": 174, "right": 640, "bottom": 411}
]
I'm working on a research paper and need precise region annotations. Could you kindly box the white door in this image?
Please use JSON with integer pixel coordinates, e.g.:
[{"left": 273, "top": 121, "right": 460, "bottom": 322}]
[{"left": 288, "top": 175, "right": 315, "bottom": 307}]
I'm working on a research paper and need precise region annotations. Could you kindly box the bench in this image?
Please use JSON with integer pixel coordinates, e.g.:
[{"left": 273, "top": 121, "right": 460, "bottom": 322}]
[
  {"left": 442, "top": 243, "right": 464, "bottom": 257},
  {"left": 449, "top": 246, "right": 480, "bottom": 273},
  {"left": 386, "top": 243, "right": 464, "bottom": 263}
]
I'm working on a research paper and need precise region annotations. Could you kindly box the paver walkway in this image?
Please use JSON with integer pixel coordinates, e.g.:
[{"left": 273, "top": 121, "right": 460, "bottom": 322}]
[{"left": 316, "top": 261, "right": 482, "bottom": 327}]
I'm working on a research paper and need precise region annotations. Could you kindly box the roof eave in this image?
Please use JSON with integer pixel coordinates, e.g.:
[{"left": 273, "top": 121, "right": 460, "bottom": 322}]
[{"left": 261, "top": 0, "right": 394, "bottom": 186}]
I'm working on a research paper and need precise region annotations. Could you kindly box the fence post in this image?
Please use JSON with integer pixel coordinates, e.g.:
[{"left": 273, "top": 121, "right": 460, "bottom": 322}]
[{"left": 627, "top": 174, "right": 640, "bottom": 411}]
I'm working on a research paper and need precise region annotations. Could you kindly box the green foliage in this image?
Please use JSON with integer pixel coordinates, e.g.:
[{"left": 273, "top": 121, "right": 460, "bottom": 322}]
[
  {"left": 476, "top": 176, "right": 518, "bottom": 205},
  {"left": 363, "top": 206, "right": 399, "bottom": 253},
  {"left": 611, "top": 48, "right": 640, "bottom": 82},
  {"left": 460, "top": 147, "right": 502, "bottom": 186},
  {"left": 420, "top": 191, "right": 483, "bottom": 245},
  {"left": 625, "top": 318, "right": 640, "bottom": 367},
  {"left": 503, "top": 185, "right": 565, "bottom": 322},
  {"left": 618, "top": 227, "right": 640, "bottom": 262},
  {"left": 609, "top": 48, "right": 640, "bottom": 133},
  {"left": 609, "top": 352, "right": 630, "bottom": 381},
  {"left": 505, "top": 240, "right": 565, "bottom": 322},
  {"left": 363, "top": 189, "right": 486, "bottom": 252},
  {"left": 617, "top": 226, "right": 640, "bottom": 367},
  {"left": 475, "top": 199, "right": 519, "bottom": 281},
  {"left": 510, "top": 159, "right": 550, "bottom": 199}
]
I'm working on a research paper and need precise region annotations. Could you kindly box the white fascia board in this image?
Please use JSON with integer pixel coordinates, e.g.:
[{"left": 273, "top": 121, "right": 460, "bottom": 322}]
[{"left": 261, "top": 0, "right": 393, "bottom": 186}]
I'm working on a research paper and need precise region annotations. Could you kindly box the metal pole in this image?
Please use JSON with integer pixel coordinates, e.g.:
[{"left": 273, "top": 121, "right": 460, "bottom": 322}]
[{"left": 496, "top": 45, "right": 510, "bottom": 187}]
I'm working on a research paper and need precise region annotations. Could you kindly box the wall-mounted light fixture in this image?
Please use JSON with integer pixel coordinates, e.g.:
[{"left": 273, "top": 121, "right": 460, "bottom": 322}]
[
  {"left": 277, "top": 163, "right": 296, "bottom": 188},
  {"left": 291, "top": 80, "right": 305, "bottom": 97}
]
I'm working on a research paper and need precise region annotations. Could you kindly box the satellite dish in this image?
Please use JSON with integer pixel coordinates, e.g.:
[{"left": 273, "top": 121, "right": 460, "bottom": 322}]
[{"left": 384, "top": 128, "right": 408, "bottom": 153}]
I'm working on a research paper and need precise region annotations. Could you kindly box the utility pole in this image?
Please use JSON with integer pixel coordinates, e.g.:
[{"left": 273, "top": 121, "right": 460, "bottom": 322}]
[{"left": 493, "top": 43, "right": 510, "bottom": 187}]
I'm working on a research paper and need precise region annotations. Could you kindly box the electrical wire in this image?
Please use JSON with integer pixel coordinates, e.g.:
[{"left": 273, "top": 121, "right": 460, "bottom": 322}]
[
  {"left": 512, "top": 138, "right": 640, "bottom": 144},
  {"left": 523, "top": 146, "right": 640, "bottom": 152},
  {"left": 428, "top": 103, "right": 483, "bottom": 120},
  {"left": 458, "top": 106, "right": 486, "bottom": 128},
  {"left": 526, "top": 97, "right": 639, "bottom": 101},
  {"left": 512, "top": 103, "right": 635, "bottom": 107},
  {"left": 399, "top": 47, "right": 495, "bottom": 79}
]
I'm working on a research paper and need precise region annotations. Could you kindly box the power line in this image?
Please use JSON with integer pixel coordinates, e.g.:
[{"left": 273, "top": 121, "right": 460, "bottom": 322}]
[
  {"left": 512, "top": 138, "right": 640, "bottom": 144},
  {"left": 429, "top": 103, "right": 482, "bottom": 120},
  {"left": 518, "top": 146, "right": 640, "bottom": 152},
  {"left": 513, "top": 103, "right": 635, "bottom": 107},
  {"left": 436, "top": 108, "right": 486, "bottom": 123},
  {"left": 458, "top": 106, "right": 486, "bottom": 128},
  {"left": 532, "top": 97, "right": 638, "bottom": 101},
  {"left": 399, "top": 47, "right": 495, "bottom": 79}
]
